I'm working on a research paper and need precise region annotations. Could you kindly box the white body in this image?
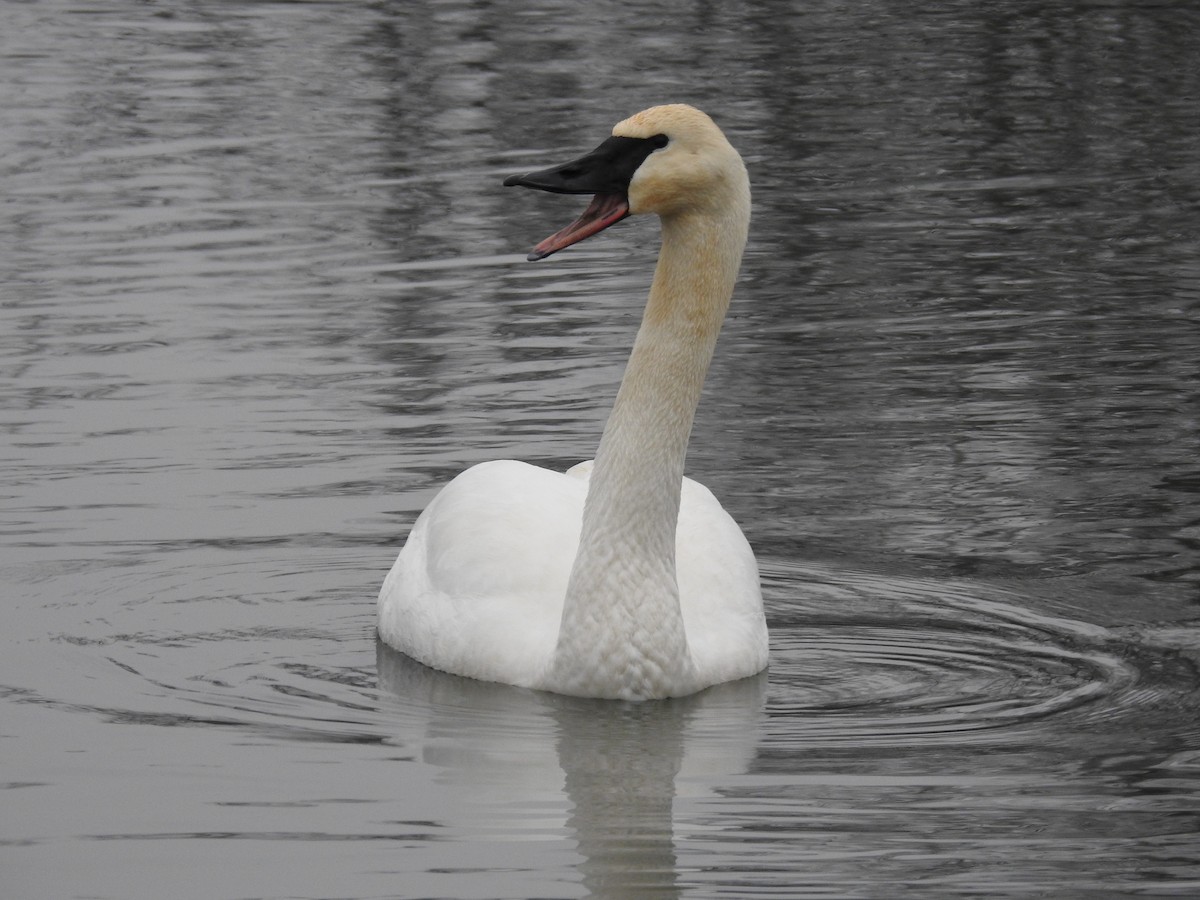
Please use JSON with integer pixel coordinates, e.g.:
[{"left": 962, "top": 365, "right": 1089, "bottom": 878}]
[{"left": 378, "top": 105, "right": 768, "bottom": 700}]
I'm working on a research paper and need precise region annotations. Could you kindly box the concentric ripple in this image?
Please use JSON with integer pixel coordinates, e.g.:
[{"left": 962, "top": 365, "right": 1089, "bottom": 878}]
[{"left": 760, "top": 561, "right": 1137, "bottom": 747}]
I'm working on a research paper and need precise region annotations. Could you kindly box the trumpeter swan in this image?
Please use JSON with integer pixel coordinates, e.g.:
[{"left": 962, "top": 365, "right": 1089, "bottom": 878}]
[{"left": 378, "top": 104, "right": 767, "bottom": 700}]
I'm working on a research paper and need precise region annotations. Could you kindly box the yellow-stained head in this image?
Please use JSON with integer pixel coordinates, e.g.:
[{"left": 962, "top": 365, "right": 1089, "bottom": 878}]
[{"left": 612, "top": 104, "right": 748, "bottom": 219}]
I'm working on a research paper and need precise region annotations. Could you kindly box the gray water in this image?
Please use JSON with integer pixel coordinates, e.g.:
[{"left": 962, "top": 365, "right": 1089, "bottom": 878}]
[{"left": 3, "top": 2, "right": 1199, "bottom": 898}]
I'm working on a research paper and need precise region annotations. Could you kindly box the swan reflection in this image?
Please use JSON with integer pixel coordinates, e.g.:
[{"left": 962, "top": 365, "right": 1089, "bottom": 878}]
[{"left": 377, "top": 640, "right": 766, "bottom": 897}]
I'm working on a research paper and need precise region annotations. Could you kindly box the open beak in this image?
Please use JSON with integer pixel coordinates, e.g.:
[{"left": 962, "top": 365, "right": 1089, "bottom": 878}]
[{"left": 503, "top": 134, "right": 665, "bottom": 261}]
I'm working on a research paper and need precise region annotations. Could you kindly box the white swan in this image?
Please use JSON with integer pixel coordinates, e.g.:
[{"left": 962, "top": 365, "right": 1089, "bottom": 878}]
[{"left": 378, "top": 104, "right": 767, "bottom": 700}]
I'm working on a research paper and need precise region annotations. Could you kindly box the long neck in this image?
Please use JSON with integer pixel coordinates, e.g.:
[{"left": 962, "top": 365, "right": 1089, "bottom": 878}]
[{"left": 548, "top": 195, "right": 749, "bottom": 700}]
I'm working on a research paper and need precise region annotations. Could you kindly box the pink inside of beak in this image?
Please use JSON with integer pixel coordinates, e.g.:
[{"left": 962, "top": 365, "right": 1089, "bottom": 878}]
[{"left": 528, "top": 193, "right": 630, "bottom": 261}]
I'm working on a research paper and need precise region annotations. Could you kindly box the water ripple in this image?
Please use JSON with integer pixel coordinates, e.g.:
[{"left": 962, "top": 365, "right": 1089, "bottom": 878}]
[{"left": 761, "top": 562, "right": 1138, "bottom": 747}]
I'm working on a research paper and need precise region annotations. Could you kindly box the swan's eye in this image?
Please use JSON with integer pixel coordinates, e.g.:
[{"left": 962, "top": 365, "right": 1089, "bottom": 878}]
[{"left": 650, "top": 134, "right": 668, "bottom": 150}]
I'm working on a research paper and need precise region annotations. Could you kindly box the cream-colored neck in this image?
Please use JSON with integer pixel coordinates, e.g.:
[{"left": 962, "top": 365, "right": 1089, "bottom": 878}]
[{"left": 547, "top": 188, "right": 749, "bottom": 699}]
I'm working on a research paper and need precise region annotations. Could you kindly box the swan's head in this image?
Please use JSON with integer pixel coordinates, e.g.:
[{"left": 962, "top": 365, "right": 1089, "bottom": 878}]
[{"left": 503, "top": 104, "right": 747, "bottom": 261}]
